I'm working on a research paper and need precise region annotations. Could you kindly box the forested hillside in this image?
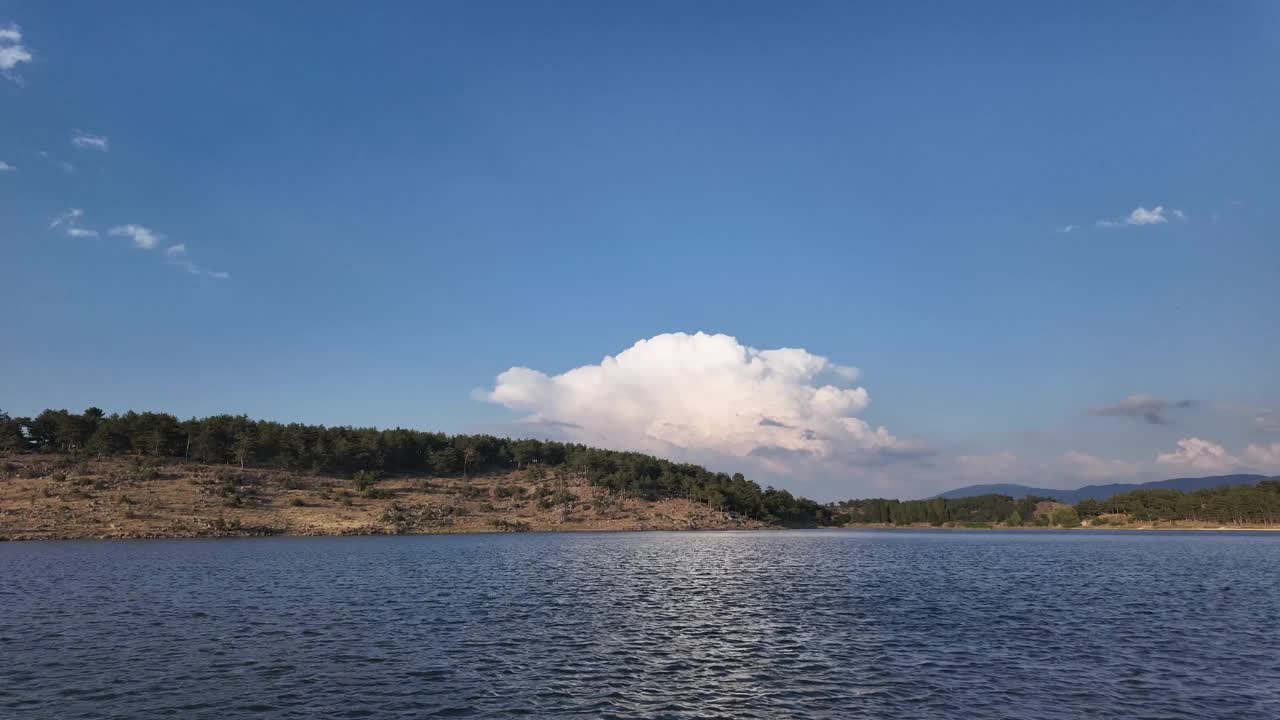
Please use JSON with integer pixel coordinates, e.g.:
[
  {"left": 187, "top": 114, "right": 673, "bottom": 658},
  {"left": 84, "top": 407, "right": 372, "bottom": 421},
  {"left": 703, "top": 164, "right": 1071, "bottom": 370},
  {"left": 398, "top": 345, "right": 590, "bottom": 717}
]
[
  {"left": 0, "top": 407, "right": 830, "bottom": 526},
  {"left": 831, "top": 494, "right": 1060, "bottom": 526},
  {"left": 4, "top": 407, "right": 1277, "bottom": 533},
  {"left": 1078, "top": 483, "right": 1280, "bottom": 525}
]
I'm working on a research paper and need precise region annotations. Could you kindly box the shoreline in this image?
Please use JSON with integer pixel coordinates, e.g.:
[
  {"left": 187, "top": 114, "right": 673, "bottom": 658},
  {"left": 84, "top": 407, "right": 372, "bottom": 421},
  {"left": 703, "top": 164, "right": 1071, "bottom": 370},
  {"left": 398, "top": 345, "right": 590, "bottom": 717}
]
[
  {"left": 5, "top": 523, "right": 1279, "bottom": 544},
  {"left": 4, "top": 455, "right": 1276, "bottom": 543}
]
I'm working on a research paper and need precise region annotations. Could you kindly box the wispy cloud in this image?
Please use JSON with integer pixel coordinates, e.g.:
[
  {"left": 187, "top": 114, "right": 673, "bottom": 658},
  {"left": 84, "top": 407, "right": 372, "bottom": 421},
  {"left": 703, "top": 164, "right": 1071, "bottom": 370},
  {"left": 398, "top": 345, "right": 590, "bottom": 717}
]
[
  {"left": 48, "top": 209, "right": 103, "bottom": 238},
  {"left": 1089, "top": 394, "right": 1194, "bottom": 425},
  {"left": 49, "top": 208, "right": 101, "bottom": 238},
  {"left": 71, "top": 131, "right": 110, "bottom": 152},
  {"left": 109, "top": 224, "right": 160, "bottom": 249},
  {"left": 1096, "top": 205, "right": 1179, "bottom": 228},
  {"left": 1245, "top": 443, "right": 1280, "bottom": 474},
  {"left": 37, "top": 150, "right": 76, "bottom": 173},
  {"left": 0, "top": 160, "right": 15, "bottom": 172},
  {"left": 0, "top": 23, "right": 33, "bottom": 81},
  {"left": 163, "top": 242, "right": 229, "bottom": 279},
  {"left": 1219, "top": 404, "right": 1280, "bottom": 434},
  {"left": 165, "top": 256, "right": 230, "bottom": 280},
  {"left": 1057, "top": 225, "right": 1077, "bottom": 234},
  {"left": 49, "top": 208, "right": 84, "bottom": 229},
  {"left": 50, "top": 212, "right": 229, "bottom": 281}
]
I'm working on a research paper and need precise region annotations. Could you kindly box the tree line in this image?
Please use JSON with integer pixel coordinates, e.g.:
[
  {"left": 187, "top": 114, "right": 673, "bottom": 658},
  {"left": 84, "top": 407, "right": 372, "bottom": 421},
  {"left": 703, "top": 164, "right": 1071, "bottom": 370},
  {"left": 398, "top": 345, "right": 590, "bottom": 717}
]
[
  {"left": 4, "top": 407, "right": 1276, "bottom": 527},
  {"left": 830, "top": 493, "right": 1059, "bottom": 526},
  {"left": 1076, "top": 482, "right": 1280, "bottom": 525},
  {"left": 830, "top": 483, "right": 1280, "bottom": 526},
  {"left": 0, "top": 407, "right": 831, "bottom": 526}
]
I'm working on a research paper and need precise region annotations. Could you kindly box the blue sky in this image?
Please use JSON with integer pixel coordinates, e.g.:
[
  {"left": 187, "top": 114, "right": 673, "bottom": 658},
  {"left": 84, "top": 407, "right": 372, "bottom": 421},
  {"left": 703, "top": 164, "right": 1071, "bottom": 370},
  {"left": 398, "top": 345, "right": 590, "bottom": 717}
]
[{"left": 3, "top": 2, "right": 1278, "bottom": 498}]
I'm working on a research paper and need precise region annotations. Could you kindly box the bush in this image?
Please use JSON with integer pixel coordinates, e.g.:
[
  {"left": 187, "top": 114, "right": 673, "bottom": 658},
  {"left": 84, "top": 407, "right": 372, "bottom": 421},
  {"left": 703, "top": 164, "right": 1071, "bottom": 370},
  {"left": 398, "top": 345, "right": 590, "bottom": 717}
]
[
  {"left": 1051, "top": 506, "right": 1080, "bottom": 528},
  {"left": 288, "top": 497, "right": 306, "bottom": 507},
  {"left": 538, "top": 490, "right": 578, "bottom": 510},
  {"left": 362, "top": 487, "right": 394, "bottom": 500},
  {"left": 353, "top": 470, "right": 378, "bottom": 492},
  {"left": 380, "top": 504, "right": 406, "bottom": 525},
  {"left": 50, "top": 472, "right": 67, "bottom": 482},
  {"left": 210, "top": 516, "right": 242, "bottom": 532}
]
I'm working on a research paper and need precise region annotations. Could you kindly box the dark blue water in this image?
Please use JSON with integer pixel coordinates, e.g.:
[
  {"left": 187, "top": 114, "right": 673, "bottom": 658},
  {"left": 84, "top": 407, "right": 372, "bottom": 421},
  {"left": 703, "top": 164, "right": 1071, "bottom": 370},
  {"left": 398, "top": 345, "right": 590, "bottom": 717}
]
[{"left": 2, "top": 530, "right": 1278, "bottom": 719}]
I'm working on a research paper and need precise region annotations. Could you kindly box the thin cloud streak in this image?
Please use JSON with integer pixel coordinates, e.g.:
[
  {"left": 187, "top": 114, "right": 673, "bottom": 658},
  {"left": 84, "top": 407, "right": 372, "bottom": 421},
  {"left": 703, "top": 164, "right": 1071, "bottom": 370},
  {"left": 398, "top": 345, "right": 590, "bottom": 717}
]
[
  {"left": 109, "top": 224, "right": 160, "bottom": 249},
  {"left": 1095, "top": 205, "right": 1180, "bottom": 228},
  {"left": 49, "top": 208, "right": 84, "bottom": 229},
  {"left": 71, "top": 131, "right": 110, "bottom": 151}
]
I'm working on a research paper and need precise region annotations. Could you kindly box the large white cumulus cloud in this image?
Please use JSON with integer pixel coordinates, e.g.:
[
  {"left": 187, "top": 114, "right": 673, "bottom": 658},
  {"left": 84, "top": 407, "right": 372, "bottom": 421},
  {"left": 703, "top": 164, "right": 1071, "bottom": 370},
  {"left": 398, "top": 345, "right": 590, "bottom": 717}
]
[{"left": 484, "top": 332, "right": 917, "bottom": 479}]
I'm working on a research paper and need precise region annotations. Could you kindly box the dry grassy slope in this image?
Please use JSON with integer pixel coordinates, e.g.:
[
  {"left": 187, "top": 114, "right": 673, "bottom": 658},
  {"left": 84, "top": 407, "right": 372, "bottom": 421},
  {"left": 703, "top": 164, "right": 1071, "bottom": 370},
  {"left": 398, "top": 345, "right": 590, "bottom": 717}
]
[{"left": 0, "top": 454, "right": 764, "bottom": 541}]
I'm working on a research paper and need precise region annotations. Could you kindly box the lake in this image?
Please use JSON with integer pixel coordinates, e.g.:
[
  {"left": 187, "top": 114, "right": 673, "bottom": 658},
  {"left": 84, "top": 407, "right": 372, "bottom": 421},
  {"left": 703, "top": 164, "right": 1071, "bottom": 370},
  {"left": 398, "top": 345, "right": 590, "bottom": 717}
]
[{"left": 2, "top": 530, "right": 1278, "bottom": 719}]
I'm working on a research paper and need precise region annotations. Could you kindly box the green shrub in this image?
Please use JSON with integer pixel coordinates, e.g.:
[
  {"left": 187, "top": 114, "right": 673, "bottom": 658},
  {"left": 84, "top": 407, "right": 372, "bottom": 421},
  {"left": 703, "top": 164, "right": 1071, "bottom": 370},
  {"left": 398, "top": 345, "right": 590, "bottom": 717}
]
[
  {"left": 538, "top": 491, "right": 578, "bottom": 510},
  {"left": 352, "top": 470, "right": 378, "bottom": 492},
  {"left": 1051, "top": 506, "right": 1080, "bottom": 528}
]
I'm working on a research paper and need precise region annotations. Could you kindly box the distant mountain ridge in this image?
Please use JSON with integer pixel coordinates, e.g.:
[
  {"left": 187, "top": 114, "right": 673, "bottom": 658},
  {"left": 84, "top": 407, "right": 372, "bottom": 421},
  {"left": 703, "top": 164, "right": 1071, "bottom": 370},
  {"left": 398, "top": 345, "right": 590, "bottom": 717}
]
[{"left": 933, "top": 474, "right": 1276, "bottom": 504}]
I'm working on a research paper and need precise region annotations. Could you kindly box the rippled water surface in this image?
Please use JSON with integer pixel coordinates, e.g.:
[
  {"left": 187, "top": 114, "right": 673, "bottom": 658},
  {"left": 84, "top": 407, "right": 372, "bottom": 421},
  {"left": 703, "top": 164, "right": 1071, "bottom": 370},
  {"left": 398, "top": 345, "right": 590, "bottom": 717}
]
[{"left": 2, "top": 530, "right": 1279, "bottom": 719}]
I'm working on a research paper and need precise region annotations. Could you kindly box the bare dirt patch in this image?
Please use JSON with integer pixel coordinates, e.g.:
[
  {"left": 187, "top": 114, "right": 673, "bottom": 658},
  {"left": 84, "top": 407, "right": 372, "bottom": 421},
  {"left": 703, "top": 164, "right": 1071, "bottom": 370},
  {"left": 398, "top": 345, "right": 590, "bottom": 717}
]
[{"left": 0, "top": 455, "right": 763, "bottom": 541}]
